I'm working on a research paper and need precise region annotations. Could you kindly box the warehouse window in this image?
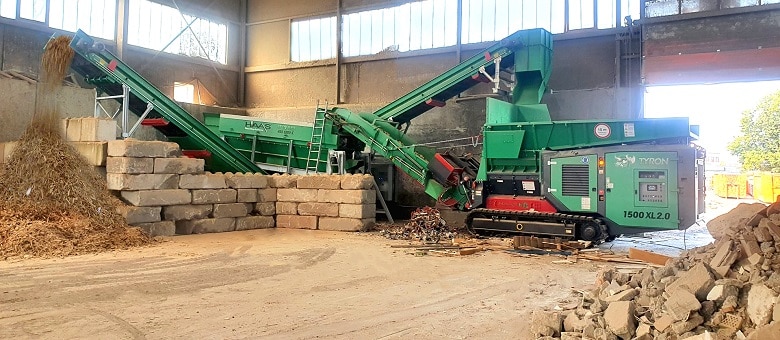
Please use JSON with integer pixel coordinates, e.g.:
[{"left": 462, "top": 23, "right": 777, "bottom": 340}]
[
  {"left": 342, "top": 0, "right": 457, "bottom": 57},
  {"left": 173, "top": 82, "right": 195, "bottom": 103},
  {"left": 0, "top": 0, "right": 15, "bottom": 19},
  {"left": 462, "top": 0, "right": 565, "bottom": 43},
  {"left": 291, "top": 16, "right": 336, "bottom": 62},
  {"left": 49, "top": 0, "right": 116, "bottom": 40},
  {"left": 19, "top": 0, "right": 46, "bottom": 22},
  {"left": 127, "top": 0, "right": 228, "bottom": 64}
]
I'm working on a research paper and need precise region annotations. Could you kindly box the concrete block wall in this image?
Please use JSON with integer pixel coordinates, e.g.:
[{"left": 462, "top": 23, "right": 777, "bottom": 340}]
[
  {"left": 106, "top": 140, "right": 376, "bottom": 236},
  {"left": 271, "top": 173, "right": 376, "bottom": 232}
]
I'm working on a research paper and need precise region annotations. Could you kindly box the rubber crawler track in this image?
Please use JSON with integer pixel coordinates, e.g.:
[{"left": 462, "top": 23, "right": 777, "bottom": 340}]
[{"left": 465, "top": 208, "right": 608, "bottom": 242}]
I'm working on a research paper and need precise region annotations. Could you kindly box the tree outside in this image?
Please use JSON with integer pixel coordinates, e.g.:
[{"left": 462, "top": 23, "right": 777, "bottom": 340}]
[{"left": 728, "top": 91, "right": 780, "bottom": 171}]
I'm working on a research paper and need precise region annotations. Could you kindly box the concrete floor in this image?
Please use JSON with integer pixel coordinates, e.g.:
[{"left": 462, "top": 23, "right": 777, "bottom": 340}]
[{"left": 0, "top": 192, "right": 751, "bottom": 339}]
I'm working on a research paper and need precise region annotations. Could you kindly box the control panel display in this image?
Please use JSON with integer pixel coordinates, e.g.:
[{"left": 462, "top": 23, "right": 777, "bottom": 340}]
[{"left": 639, "top": 182, "right": 666, "bottom": 202}]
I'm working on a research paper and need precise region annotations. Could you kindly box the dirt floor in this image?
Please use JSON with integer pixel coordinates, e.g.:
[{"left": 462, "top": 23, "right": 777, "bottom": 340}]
[{"left": 0, "top": 192, "right": 754, "bottom": 339}]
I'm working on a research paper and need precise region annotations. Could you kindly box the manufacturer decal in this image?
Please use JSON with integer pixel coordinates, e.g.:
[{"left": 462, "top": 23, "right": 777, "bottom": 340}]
[
  {"left": 594, "top": 123, "right": 611, "bottom": 139},
  {"left": 614, "top": 155, "right": 636, "bottom": 168}
]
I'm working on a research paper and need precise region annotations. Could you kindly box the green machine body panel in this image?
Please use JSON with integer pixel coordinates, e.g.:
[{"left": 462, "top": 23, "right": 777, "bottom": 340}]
[
  {"left": 548, "top": 155, "right": 598, "bottom": 213},
  {"left": 604, "top": 151, "right": 679, "bottom": 229},
  {"left": 201, "top": 113, "right": 353, "bottom": 173}
]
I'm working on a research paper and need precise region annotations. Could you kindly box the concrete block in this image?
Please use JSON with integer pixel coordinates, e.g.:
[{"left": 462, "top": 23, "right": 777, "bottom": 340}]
[
  {"left": 107, "top": 139, "right": 181, "bottom": 157},
  {"left": 237, "top": 189, "right": 258, "bottom": 203},
  {"left": 254, "top": 202, "right": 275, "bottom": 216},
  {"left": 116, "top": 205, "right": 161, "bottom": 225},
  {"left": 135, "top": 221, "right": 176, "bottom": 237},
  {"left": 604, "top": 301, "right": 635, "bottom": 339},
  {"left": 154, "top": 157, "right": 204, "bottom": 174},
  {"left": 298, "top": 202, "right": 339, "bottom": 217},
  {"left": 225, "top": 173, "right": 268, "bottom": 188},
  {"left": 179, "top": 173, "right": 227, "bottom": 189},
  {"left": 106, "top": 157, "right": 154, "bottom": 174},
  {"left": 297, "top": 175, "right": 341, "bottom": 189},
  {"left": 740, "top": 233, "right": 763, "bottom": 258},
  {"left": 257, "top": 188, "right": 277, "bottom": 202},
  {"left": 175, "top": 218, "right": 236, "bottom": 234},
  {"left": 212, "top": 203, "right": 249, "bottom": 218},
  {"left": 275, "top": 215, "right": 317, "bottom": 229},
  {"left": 276, "top": 202, "right": 298, "bottom": 215},
  {"left": 0, "top": 141, "right": 15, "bottom": 163},
  {"left": 563, "top": 311, "right": 588, "bottom": 333},
  {"left": 748, "top": 284, "right": 778, "bottom": 327},
  {"left": 635, "top": 323, "right": 652, "bottom": 340},
  {"left": 65, "top": 117, "right": 82, "bottom": 141},
  {"left": 59, "top": 118, "right": 68, "bottom": 139},
  {"left": 665, "top": 289, "right": 702, "bottom": 321},
  {"left": 706, "top": 284, "right": 739, "bottom": 304},
  {"left": 236, "top": 216, "right": 275, "bottom": 231},
  {"left": 107, "top": 173, "right": 179, "bottom": 190},
  {"left": 338, "top": 204, "right": 374, "bottom": 219},
  {"left": 69, "top": 141, "right": 108, "bottom": 166},
  {"left": 604, "top": 288, "right": 639, "bottom": 302},
  {"left": 666, "top": 262, "right": 715, "bottom": 301},
  {"left": 671, "top": 313, "right": 704, "bottom": 335},
  {"left": 341, "top": 174, "right": 374, "bottom": 190},
  {"left": 277, "top": 188, "right": 318, "bottom": 202},
  {"left": 269, "top": 174, "right": 299, "bottom": 188},
  {"left": 162, "top": 205, "right": 212, "bottom": 221},
  {"left": 192, "top": 189, "right": 237, "bottom": 204},
  {"left": 318, "top": 189, "right": 376, "bottom": 204},
  {"left": 318, "top": 217, "right": 375, "bottom": 232},
  {"left": 120, "top": 190, "right": 191, "bottom": 207},
  {"left": 654, "top": 314, "right": 675, "bottom": 332},
  {"left": 79, "top": 118, "right": 116, "bottom": 141}
]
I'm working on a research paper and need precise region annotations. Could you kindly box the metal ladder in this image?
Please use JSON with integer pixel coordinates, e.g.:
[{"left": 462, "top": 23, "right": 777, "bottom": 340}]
[{"left": 305, "top": 103, "right": 327, "bottom": 174}]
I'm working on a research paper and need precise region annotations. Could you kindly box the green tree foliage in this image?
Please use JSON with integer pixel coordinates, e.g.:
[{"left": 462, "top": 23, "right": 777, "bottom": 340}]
[{"left": 728, "top": 91, "right": 780, "bottom": 171}]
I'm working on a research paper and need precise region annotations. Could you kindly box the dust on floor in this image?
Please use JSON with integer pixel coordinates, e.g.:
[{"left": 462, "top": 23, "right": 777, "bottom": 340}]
[{"left": 0, "top": 229, "right": 602, "bottom": 339}]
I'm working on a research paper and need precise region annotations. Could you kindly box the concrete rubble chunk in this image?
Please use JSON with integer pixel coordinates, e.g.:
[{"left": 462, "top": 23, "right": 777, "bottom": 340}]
[
  {"left": 774, "top": 296, "right": 780, "bottom": 322},
  {"left": 563, "top": 311, "right": 589, "bottom": 332},
  {"left": 179, "top": 173, "right": 227, "bottom": 189},
  {"left": 120, "top": 190, "right": 191, "bottom": 207},
  {"left": 560, "top": 332, "right": 581, "bottom": 340},
  {"left": 269, "top": 174, "right": 299, "bottom": 188},
  {"left": 297, "top": 175, "right": 341, "bottom": 189},
  {"left": 745, "top": 321, "right": 780, "bottom": 340},
  {"left": 318, "top": 217, "right": 375, "bottom": 232},
  {"left": 107, "top": 139, "right": 181, "bottom": 157},
  {"left": 212, "top": 203, "right": 249, "bottom": 218},
  {"left": 106, "top": 157, "right": 154, "bottom": 174},
  {"left": 225, "top": 173, "right": 267, "bottom": 189},
  {"left": 740, "top": 233, "right": 762, "bottom": 258},
  {"left": 277, "top": 188, "right": 318, "bottom": 202},
  {"left": 747, "top": 284, "right": 778, "bottom": 327},
  {"left": 340, "top": 174, "right": 374, "bottom": 190},
  {"left": 298, "top": 202, "right": 339, "bottom": 217},
  {"left": 191, "top": 189, "right": 237, "bottom": 204},
  {"left": 107, "top": 173, "right": 179, "bottom": 190},
  {"left": 253, "top": 202, "right": 275, "bottom": 216},
  {"left": 754, "top": 223, "right": 774, "bottom": 243},
  {"left": 135, "top": 221, "right": 175, "bottom": 237},
  {"left": 604, "top": 301, "right": 635, "bottom": 339},
  {"left": 707, "top": 203, "right": 767, "bottom": 239},
  {"left": 528, "top": 311, "right": 563, "bottom": 338},
  {"left": 654, "top": 314, "right": 675, "bottom": 332},
  {"left": 317, "top": 189, "right": 376, "bottom": 204},
  {"left": 665, "top": 289, "right": 702, "bottom": 321},
  {"left": 235, "top": 216, "right": 274, "bottom": 231},
  {"left": 666, "top": 262, "right": 715, "bottom": 301},
  {"left": 681, "top": 331, "right": 716, "bottom": 340},
  {"left": 237, "top": 189, "right": 258, "bottom": 203},
  {"left": 162, "top": 205, "right": 212, "bottom": 221},
  {"left": 116, "top": 205, "right": 161, "bottom": 225},
  {"left": 671, "top": 313, "right": 704, "bottom": 335},
  {"left": 153, "top": 157, "right": 204, "bottom": 174},
  {"left": 706, "top": 284, "right": 739, "bottom": 304},
  {"left": 175, "top": 218, "right": 236, "bottom": 234},
  {"left": 634, "top": 323, "right": 652, "bottom": 340},
  {"left": 275, "top": 215, "right": 317, "bottom": 229},
  {"left": 604, "top": 288, "right": 639, "bottom": 303}
]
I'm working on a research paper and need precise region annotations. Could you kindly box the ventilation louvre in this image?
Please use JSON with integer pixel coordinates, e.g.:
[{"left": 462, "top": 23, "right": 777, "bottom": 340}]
[{"left": 561, "top": 164, "right": 590, "bottom": 197}]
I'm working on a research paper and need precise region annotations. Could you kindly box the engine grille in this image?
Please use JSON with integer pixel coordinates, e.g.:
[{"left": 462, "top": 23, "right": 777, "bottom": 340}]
[{"left": 561, "top": 165, "right": 590, "bottom": 197}]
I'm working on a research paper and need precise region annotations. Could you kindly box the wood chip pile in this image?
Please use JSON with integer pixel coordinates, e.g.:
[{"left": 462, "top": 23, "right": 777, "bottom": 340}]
[{"left": 0, "top": 36, "right": 150, "bottom": 258}]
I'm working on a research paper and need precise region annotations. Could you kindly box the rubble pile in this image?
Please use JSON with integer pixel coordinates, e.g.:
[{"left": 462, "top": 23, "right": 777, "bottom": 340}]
[
  {"left": 530, "top": 202, "right": 780, "bottom": 340},
  {"left": 380, "top": 206, "right": 455, "bottom": 243}
]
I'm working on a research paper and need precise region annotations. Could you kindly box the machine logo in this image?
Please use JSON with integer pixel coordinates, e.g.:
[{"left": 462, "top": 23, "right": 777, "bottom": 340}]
[
  {"left": 594, "top": 123, "right": 611, "bottom": 139},
  {"left": 614, "top": 155, "right": 636, "bottom": 167},
  {"left": 639, "top": 157, "right": 670, "bottom": 165},
  {"left": 245, "top": 121, "right": 272, "bottom": 132}
]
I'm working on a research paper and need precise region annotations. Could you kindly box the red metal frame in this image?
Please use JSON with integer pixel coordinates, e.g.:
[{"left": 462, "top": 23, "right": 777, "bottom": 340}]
[{"left": 485, "top": 195, "right": 558, "bottom": 213}]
